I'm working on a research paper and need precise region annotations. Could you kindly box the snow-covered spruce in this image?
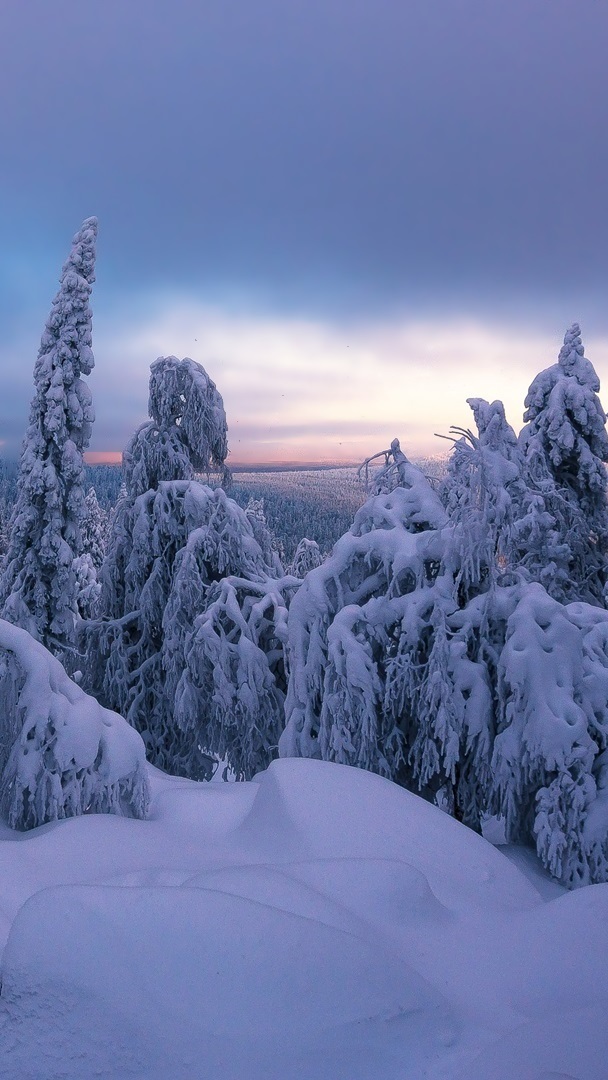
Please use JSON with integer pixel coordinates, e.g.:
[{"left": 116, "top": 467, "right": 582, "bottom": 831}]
[
  {"left": 280, "top": 456, "right": 450, "bottom": 779},
  {"left": 490, "top": 585, "right": 608, "bottom": 886},
  {"left": 73, "top": 553, "right": 101, "bottom": 620},
  {"left": 518, "top": 323, "right": 608, "bottom": 605},
  {"left": 125, "top": 355, "right": 231, "bottom": 498},
  {"left": 173, "top": 573, "right": 300, "bottom": 780},
  {"left": 281, "top": 421, "right": 608, "bottom": 886},
  {"left": 245, "top": 497, "right": 285, "bottom": 576},
  {"left": 84, "top": 480, "right": 280, "bottom": 776},
  {"left": 0, "top": 618, "right": 149, "bottom": 830},
  {"left": 439, "top": 397, "right": 525, "bottom": 590},
  {"left": 81, "top": 486, "right": 109, "bottom": 572},
  {"left": 83, "top": 356, "right": 291, "bottom": 779},
  {"left": 0, "top": 218, "right": 98, "bottom": 655}
]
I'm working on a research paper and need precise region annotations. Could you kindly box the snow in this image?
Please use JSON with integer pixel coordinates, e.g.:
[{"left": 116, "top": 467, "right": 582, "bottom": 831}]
[
  {"left": 0, "top": 757, "right": 605, "bottom": 1079},
  {"left": 0, "top": 618, "right": 149, "bottom": 829}
]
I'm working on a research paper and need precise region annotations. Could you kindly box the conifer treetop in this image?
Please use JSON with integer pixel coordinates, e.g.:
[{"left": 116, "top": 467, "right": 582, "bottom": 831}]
[
  {"left": 522, "top": 323, "right": 608, "bottom": 476},
  {"left": 0, "top": 216, "right": 98, "bottom": 650},
  {"left": 124, "top": 355, "right": 230, "bottom": 496}
]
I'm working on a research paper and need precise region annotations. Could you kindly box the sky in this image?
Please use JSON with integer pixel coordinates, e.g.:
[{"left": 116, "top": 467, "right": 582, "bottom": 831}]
[{"left": 1, "top": 0, "right": 607, "bottom": 464}]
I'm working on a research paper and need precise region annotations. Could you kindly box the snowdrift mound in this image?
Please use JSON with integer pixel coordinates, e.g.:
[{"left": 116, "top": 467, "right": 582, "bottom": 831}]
[
  {"left": 0, "top": 883, "right": 453, "bottom": 1080},
  {"left": 0, "top": 758, "right": 606, "bottom": 1078},
  {"left": 240, "top": 758, "right": 541, "bottom": 911}
]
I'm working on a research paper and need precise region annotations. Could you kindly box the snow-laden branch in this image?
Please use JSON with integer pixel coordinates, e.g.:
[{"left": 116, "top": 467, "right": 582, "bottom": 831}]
[{"left": 0, "top": 619, "right": 149, "bottom": 830}]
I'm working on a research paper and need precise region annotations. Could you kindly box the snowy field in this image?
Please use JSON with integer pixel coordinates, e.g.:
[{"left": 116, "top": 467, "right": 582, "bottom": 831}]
[{"left": 0, "top": 757, "right": 606, "bottom": 1080}]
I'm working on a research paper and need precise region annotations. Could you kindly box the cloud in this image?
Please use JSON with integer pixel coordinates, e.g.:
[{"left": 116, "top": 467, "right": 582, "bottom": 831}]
[
  {"left": 3, "top": 294, "right": 607, "bottom": 464},
  {"left": 87, "top": 297, "right": 608, "bottom": 463}
]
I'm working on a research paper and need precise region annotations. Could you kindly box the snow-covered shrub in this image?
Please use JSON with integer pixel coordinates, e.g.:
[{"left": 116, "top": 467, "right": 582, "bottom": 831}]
[
  {"left": 0, "top": 218, "right": 98, "bottom": 654},
  {"left": 0, "top": 618, "right": 149, "bottom": 830}
]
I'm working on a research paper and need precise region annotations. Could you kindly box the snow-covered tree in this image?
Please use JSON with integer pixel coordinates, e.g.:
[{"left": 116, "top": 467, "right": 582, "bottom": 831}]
[
  {"left": 73, "top": 552, "right": 101, "bottom": 620},
  {"left": 125, "top": 355, "right": 230, "bottom": 497},
  {"left": 85, "top": 481, "right": 277, "bottom": 775},
  {"left": 280, "top": 452, "right": 450, "bottom": 780},
  {"left": 358, "top": 437, "right": 413, "bottom": 495},
  {"left": 81, "top": 486, "right": 108, "bottom": 571},
  {"left": 487, "top": 584, "right": 608, "bottom": 887},
  {"left": 518, "top": 323, "right": 608, "bottom": 605},
  {"left": 281, "top": 417, "right": 608, "bottom": 886},
  {"left": 174, "top": 572, "right": 300, "bottom": 780},
  {"left": 440, "top": 398, "right": 525, "bottom": 595},
  {"left": 0, "top": 617, "right": 149, "bottom": 830},
  {"left": 0, "top": 218, "right": 98, "bottom": 654},
  {"left": 0, "top": 503, "right": 10, "bottom": 558},
  {"left": 245, "top": 497, "right": 284, "bottom": 575},
  {"left": 83, "top": 356, "right": 288, "bottom": 778},
  {"left": 289, "top": 537, "right": 323, "bottom": 578}
]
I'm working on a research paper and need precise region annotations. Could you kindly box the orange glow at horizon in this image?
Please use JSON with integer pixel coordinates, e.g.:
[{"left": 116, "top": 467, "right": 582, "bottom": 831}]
[
  {"left": 84, "top": 449, "right": 365, "bottom": 468},
  {"left": 85, "top": 451, "right": 123, "bottom": 465}
]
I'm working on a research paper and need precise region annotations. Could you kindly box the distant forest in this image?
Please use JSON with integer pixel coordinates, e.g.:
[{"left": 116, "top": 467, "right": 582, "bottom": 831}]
[{"left": 0, "top": 457, "right": 447, "bottom": 561}]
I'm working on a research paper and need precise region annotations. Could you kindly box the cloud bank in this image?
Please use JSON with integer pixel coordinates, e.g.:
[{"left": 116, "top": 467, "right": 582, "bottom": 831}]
[
  {"left": 3, "top": 296, "right": 608, "bottom": 464},
  {"left": 39, "top": 301, "right": 608, "bottom": 463}
]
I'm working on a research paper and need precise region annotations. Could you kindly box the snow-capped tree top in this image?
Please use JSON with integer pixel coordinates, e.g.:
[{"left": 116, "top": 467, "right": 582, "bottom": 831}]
[
  {"left": 290, "top": 538, "right": 323, "bottom": 579},
  {"left": 60, "top": 215, "right": 98, "bottom": 281},
  {"left": 38, "top": 216, "right": 97, "bottom": 382},
  {"left": 353, "top": 459, "right": 447, "bottom": 537},
  {"left": 148, "top": 356, "right": 228, "bottom": 470},
  {"left": 524, "top": 324, "right": 606, "bottom": 435},
  {"left": 124, "top": 356, "right": 230, "bottom": 497},
  {"left": 467, "top": 398, "right": 519, "bottom": 457},
  {"left": 445, "top": 399, "right": 522, "bottom": 507},
  {"left": 521, "top": 325, "right": 608, "bottom": 509},
  {"left": 558, "top": 322, "right": 598, "bottom": 386}
]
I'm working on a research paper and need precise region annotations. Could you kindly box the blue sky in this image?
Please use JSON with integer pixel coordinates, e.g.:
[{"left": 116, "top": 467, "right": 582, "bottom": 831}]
[{"left": 1, "top": 0, "right": 607, "bottom": 462}]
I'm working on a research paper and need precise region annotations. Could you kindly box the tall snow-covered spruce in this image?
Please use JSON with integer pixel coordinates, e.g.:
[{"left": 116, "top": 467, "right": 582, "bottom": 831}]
[{"left": 0, "top": 218, "right": 98, "bottom": 654}]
